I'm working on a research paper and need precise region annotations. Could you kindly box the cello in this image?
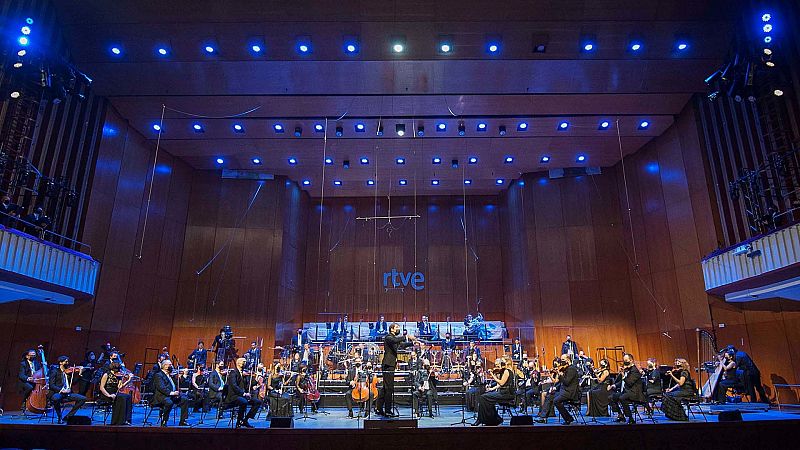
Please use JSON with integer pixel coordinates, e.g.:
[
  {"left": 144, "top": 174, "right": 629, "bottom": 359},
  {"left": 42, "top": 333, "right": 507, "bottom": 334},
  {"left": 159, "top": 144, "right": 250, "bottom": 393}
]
[
  {"left": 350, "top": 367, "right": 370, "bottom": 403},
  {"left": 305, "top": 372, "right": 321, "bottom": 403},
  {"left": 26, "top": 345, "right": 49, "bottom": 414}
]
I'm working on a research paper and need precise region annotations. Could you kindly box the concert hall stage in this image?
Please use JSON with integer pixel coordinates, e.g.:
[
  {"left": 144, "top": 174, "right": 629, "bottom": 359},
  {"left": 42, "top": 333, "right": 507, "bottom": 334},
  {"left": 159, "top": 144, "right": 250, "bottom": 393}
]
[{"left": 1, "top": 405, "right": 798, "bottom": 450}]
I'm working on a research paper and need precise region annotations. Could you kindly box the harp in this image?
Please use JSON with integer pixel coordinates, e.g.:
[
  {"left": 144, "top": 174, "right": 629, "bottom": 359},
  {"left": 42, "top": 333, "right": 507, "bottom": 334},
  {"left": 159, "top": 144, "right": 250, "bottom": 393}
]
[{"left": 697, "top": 328, "right": 721, "bottom": 398}]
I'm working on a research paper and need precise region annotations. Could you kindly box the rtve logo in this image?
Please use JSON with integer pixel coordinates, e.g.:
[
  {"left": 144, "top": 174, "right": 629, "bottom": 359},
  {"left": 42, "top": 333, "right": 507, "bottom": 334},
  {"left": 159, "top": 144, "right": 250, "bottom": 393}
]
[{"left": 383, "top": 268, "right": 425, "bottom": 291}]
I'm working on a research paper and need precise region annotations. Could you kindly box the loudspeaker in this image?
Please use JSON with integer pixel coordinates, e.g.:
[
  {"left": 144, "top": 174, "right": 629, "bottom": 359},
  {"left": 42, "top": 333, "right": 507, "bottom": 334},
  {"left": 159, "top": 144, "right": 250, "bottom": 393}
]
[
  {"left": 718, "top": 410, "right": 743, "bottom": 422},
  {"left": 269, "top": 417, "right": 294, "bottom": 428},
  {"left": 364, "top": 418, "right": 418, "bottom": 429},
  {"left": 65, "top": 415, "right": 91, "bottom": 425},
  {"left": 510, "top": 415, "right": 534, "bottom": 426}
]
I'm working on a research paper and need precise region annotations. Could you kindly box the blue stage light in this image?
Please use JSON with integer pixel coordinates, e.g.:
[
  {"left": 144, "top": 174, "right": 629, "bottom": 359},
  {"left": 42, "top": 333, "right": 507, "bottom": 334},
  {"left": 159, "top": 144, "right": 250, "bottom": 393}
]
[
  {"left": 110, "top": 46, "right": 122, "bottom": 55},
  {"left": 192, "top": 123, "right": 204, "bottom": 132},
  {"left": 431, "top": 180, "right": 440, "bottom": 185},
  {"left": 762, "top": 13, "right": 771, "bottom": 22},
  {"left": 676, "top": 42, "right": 688, "bottom": 51},
  {"left": 302, "top": 180, "right": 311, "bottom": 186},
  {"left": 298, "top": 44, "right": 310, "bottom": 54},
  {"left": 288, "top": 157, "right": 297, "bottom": 165},
  {"left": 504, "top": 156, "right": 514, "bottom": 163},
  {"left": 157, "top": 47, "right": 169, "bottom": 56},
  {"left": 468, "top": 157, "right": 478, "bottom": 164},
  {"left": 764, "top": 36, "right": 772, "bottom": 44},
  {"left": 333, "top": 180, "right": 342, "bottom": 186},
  {"left": 583, "top": 42, "right": 594, "bottom": 52},
  {"left": 638, "top": 120, "right": 650, "bottom": 129},
  {"left": 437, "top": 123, "right": 446, "bottom": 131},
  {"left": 517, "top": 122, "right": 528, "bottom": 131},
  {"left": 21, "top": 26, "right": 31, "bottom": 35},
  {"left": 576, "top": 154, "right": 586, "bottom": 162},
  {"left": 392, "top": 43, "right": 405, "bottom": 53},
  {"left": 325, "top": 157, "right": 333, "bottom": 165},
  {"left": 233, "top": 123, "right": 244, "bottom": 133},
  {"left": 360, "top": 157, "right": 369, "bottom": 165},
  {"left": 464, "top": 179, "right": 472, "bottom": 185},
  {"left": 559, "top": 121, "right": 569, "bottom": 130},
  {"left": 152, "top": 124, "right": 162, "bottom": 132},
  {"left": 367, "top": 179, "right": 375, "bottom": 186},
  {"left": 487, "top": 43, "right": 500, "bottom": 54},
  {"left": 355, "top": 123, "right": 365, "bottom": 132},
  {"left": 204, "top": 45, "right": 215, "bottom": 54},
  {"left": 432, "top": 157, "right": 441, "bottom": 164},
  {"left": 25, "top": 17, "right": 34, "bottom": 25},
  {"left": 252, "top": 157, "right": 262, "bottom": 165},
  {"left": 599, "top": 121, "right": 610, "bottom": 129},
  {"left": 314, "top": 124, "right": 324, "bottom": 132},
  {"left": 763, "top": 24, "right": 772, "bottom": 33},
  {"left": 440, "top": 43, "right": 451, "bottom": 53},
  {"left": 396, "top": 157, "right": 405, "bottom": 165},
  {"left": 274, "top": 123, "right": 284, "bottom": 132},
  {"left": 496, "top": 179, "right": 505, "bottom": 185},
  {"left": 251, "top": 44, "right": 262, "bottom": 53},
  {"left": 18, "top": 36, "right": 29, "bottom": 46},
  {"left": 399, "top": 179, "right": 408, "bottom": 186},
  {"left": 477, "top": 122, "right": 487, "bottom": 131},
  {"left": 630, "top": 42, "right": 642, "bottom": 51},
  {"left": 215, "top": 158, "right": 224, "bottom": 165},
  {"left": 540, "top": 155, "right": 550, "bottom": 163}
]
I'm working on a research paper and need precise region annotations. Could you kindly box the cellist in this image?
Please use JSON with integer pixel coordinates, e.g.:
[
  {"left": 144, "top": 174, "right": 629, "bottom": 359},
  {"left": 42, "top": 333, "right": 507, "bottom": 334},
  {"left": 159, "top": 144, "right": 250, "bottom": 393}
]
[{"left": 18, "top": 349, "right": 42, "bottom": 413}]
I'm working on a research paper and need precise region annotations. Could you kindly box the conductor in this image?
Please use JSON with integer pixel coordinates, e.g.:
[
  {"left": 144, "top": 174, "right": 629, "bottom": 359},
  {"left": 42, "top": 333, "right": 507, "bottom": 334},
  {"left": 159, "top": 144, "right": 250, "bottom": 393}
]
[{"left": 375, "top": 323, "right": 416, "bottom": 417}]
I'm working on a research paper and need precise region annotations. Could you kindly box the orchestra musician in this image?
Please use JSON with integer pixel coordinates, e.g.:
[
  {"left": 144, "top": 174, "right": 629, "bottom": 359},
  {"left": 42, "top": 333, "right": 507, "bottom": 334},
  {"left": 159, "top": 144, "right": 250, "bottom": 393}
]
[
  {"left": 98, "top": 362, "right": 133, "bottom": 425},
  {"left": 187, "top": 341, "right": 208, "bottom": 369},
  {"left": 345, "top": 358, "right": 372, "bottom": 418},
  {"left": 728, "top": 346, "right": 769, "bottom": 404},
  {"left": 208, "top": 361, "right": 226, "bottom": 415},
  {"left": 413, "top": 360, "right": 437, "bottom": 418},
  {"left": 224, "top": 357, "right": 262, "bottom": 428},
  {"left": 417, "top": 315, "right": 434, "bottom": 339},
  {"left": 511, "top": 338, "right": 523, "bottom": 362},
  {"left": 77, "top": 351, "right": 97, "bottom": 396},
  {"left": 300, "top": 343, "right": 313, "bottom": 366},
  {"left": 189, "top": 366, "right": 208, "bottom": 412},
  {"left": 143, "top": 353, "right": 168, "bottom": 394},
  {"left": 375, "top": 323, "right": 416, "bottom": 417},
  {"left": 243, "top": 341, "right": 261, "bottom": 371},
  {"left": 440, "top": 332, "right": 456, "bottom": 351},
  {"left": 644, "top": 358, "right": 662, "bottom": 401},
  {"left": 520, "top": 360, "right": 541, "bottom": 413},
  {"left": 473, "top": 357, "right": 514, "bottom": 426},
  {"left": 375, "top": 315, "right": 389, "bottom": 338},
  {"left": 465, "top": 340, "right": 482, "bottom": 361},
  {"left": 608, "top": 353, "right": 646, "bottom": 424},
  {"left": 561, "top": 335, "right": 578, "bottom": 359},
  {"left": 295, "top": 364, "right": 318, "bottom": 414},
  {"left": 266, "top": 363, "right": 292, "bottom": 417},
  {"left": 152, "top": 359, "right": 190, "bottom": 427},
  {"left": 463, "top": 359, "right": 484, "bottom": 412},
  {"left": 538, "top": 354, "right": 580, "bottom": 425},
  {"left": 18, "top": 349, "right": 42, "bottom": 412},
  {"left": 665, "top": 358, "right": 695, "bottom": 401},
  {"left": 587, "top": 358, "right": 612, "bottom": 417},
  {"left": 291, "top": 328, "right": 307, "bottom": 352},
  {"left": 48, "top": 356, "right": 87, "bottom": 423}
]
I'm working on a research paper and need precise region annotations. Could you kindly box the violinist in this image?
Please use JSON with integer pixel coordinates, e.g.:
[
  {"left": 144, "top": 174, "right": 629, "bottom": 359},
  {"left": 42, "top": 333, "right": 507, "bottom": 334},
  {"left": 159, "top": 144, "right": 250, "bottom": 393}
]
[
  {"left": 295, "top": 364, "right": 318, "bottom": 414},
  {"left": 152, "top": 359, "right": 190, "bottom": 427},
  {"left": 224, "top": 357, "right": 262, "bottom": 428},
  {"left": 243, "top": 341, "right": 261, "bottom": 371},
  {"left": 521, "top": 360, "right": 541, "bottom": 413},
  {"left": 99, "top": 362, "right": 133, "bottom": 425},
  {"left": 538, "top": 354, "right": 579, "bottom": 425},
  {"left": 187, "top": 341, "right": 208, "bottom": 369},
  {"left": 473, "top": 357, "right": 514, "bottom": 426},
  {"left": 463, "top": 359, "right": 484, "bottom": 412},
  {"left": 77, "top": 351, "right": 97, "bottom": 396},
  {"left": 608, "top": 354, "right": 645, "bottom": 424},
  {"left": 47, "top": 356, "right": 87, "bottom": 423},
  {"left": 18, "top": 349, "right": 42, "bottom": 413},
  {"left": 189, "top": 366, "right": 208, "bottom": 412},
  {"left": 266, "top": 363, "right": 292, "bottom": 417},
  {"left": 587, "top": 358, "right": 612, "bottom": 417},
  {"left": 208, "top": 361, "right": 226, "bottom": 415},
  {"left": 413, "top": 359, "right": 437, "bottom": 418}
]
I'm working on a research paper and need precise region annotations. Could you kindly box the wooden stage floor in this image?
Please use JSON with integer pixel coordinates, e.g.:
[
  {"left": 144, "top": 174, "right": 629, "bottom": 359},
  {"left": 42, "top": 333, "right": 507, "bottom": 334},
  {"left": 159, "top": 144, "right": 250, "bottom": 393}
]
[{"left": 1, "top": 404, "right": 798, "bottom": 449}]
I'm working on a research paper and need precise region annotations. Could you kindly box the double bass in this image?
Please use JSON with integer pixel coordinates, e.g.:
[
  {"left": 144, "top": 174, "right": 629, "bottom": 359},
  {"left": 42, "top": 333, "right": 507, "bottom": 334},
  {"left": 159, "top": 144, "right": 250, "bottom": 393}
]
[{"left": 26, "top": 345, "right": 49, "bottom": 414}]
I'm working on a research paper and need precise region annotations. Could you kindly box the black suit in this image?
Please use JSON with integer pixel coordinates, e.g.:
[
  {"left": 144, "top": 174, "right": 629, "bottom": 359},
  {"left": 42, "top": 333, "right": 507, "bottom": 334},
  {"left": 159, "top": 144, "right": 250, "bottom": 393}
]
[
  {"left": 561, "top": 340, "right": 578, "bottom": 357},
  {"left": 553, "top": 366, "right": 580, "bottom": 422},
  {"left": 187, "top": 349, "right": 208, "bottom": 369},
  {"left": 511, "top": 344, "right": 523, "bottom": 361},
  {"left": 47, "top": 368, "right": 86, "bottom": 420},
  {"left": 18, "top": 359, "right": 41, "bottom": 403},
  {"left": 375, "top": 333, "right": 413, "bottom": 414},
  {"left": 440, "top": 338, "right": 456, "bottom": 351},
  {"left": 417, "top": 321, "right": 433, "bottom": 337},
  {"left": 208, "top": 370, "right": 225, "bottom": 403},
  {"left": 291, "top": 334, "right": 306, "bottom": 350},
  {"left": 610, "top": 365, "right": 646, "bottom": 419},
  {"left": 224, "top": 368, "right": 262, "bottom": 423},
  {"left": 152, "top": 370, "right": 189, "bottom": 425},
  {"left": 375, "top": 320, "right": 388, "bottom": 335}
]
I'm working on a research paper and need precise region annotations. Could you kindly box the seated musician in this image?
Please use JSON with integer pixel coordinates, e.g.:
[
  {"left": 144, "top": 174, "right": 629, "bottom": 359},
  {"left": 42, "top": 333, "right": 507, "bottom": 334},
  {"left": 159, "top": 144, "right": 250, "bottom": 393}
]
[
  {"left": 47, "top": 356, "right": 87, "bottom": 423},
  {"left": 375, "top": 315, "right": 389, "bottom": 338},
  {"left": 266, "top": 363, "right": 292, "bottom": 417},
  {"left": 407, "top": 350, "right": 421, "bottom": 372},
  {"left": 345, "top": 358, "right": 372, "bottom": 418},
  {"left": 418, "top": 342, "right": 433, "bottom": 362},
  {"left": 224, "top": 357, "right": 262, "bottom": 428},
  {"left": 715, "top": 350, "right": 739, "bottom": 403},
  {"left": 608, "top": 353, "right": 646, "bottom": 424},
  {"left": 463, "top": 359, "right": 485, "bottom": 412},
  {"left": 521, "top": 360, "right": 541, "bottom": 413},
  {"left": 474, "top": 357, "right": 514, "bottom": 426},
  {"left": 465, "top": 340, "right": 482, "bottom": 361},
  {"left": 243, "top": 341, "right": 261, "bottom": 370},
  {"left": 295, "top": 364, "right": 318, "bottom": 414},
  {"left": 576, "top": 350, "right": 593, "bottom": 373},
  {"left": 417, "top": 315, "right": 434, "bottom": 339},
  {"left": 177, "top": 367, "right": 192, "bottom": 393},
  {"left": 18, "top": 349, "right": 42, "bottom": 413},
  {"left": 77, "top": 351, "right": 97, "bottom": 396},
  {"left": 413, "top": 360, "right": 438, "bottom": 418},
  {"left": 0, "top": 195, "right": 20, "bottom": 227},
  {"left": 291, "top": 328, "right": 306, "bottom": 353},
  {"left": 644, "top": 358, "right": 662, "bottom": 398},
  {"left": 290, "top": 352, "right": 302, "bottom": 373},
  {"left": 208, "top": 361, "right": 226, "bottom": 414},
  {"left": 542, "top": 354, "right": 580, "bottom": 424},
  {"left": 99, "top": 362, "right": 134, "bottom": 425},
  {"left": 23, "top": 206, "right": 50, "bottom": 235},
  {"left": 189, "top": 366, "right": 208, "bottom": 412},
  {"left": 587, "top": 359, "right": 612, "bottom": 417},
  {"left": 665, "top": 358, "right": 695, "bottom": 400},
  {"left": 561, "top": 335, "right": 578, "bottom": 359},
  {"left": 440, "top": 332, "right": 456, "bottom": 351},
  {"left": 152, "top": 359, "right": 190, "bottom": 427},
  {"left": 187, "top": 341, "right": 208, "bottom": 369},
  {"left": 511, "top": 338, "right": 523, "bottom": 362}
]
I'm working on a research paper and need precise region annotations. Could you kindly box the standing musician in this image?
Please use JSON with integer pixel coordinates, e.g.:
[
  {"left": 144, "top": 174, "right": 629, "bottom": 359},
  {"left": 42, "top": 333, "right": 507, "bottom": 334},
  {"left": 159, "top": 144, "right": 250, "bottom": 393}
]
[
  {"left": 291, "top": 328, "right": 306, "bottom": 353},
  {"left": 587, "top": 358, "right": 612, "bottom": 417},
  {"left": 511, "top": 338, "right": 523, "bottom": 362},
  {"left": 413, "top": 360, "right": 437, "bottom": 418},
  {"left": 295, "top": 364, "right": 318, "bottom": 414},
  {"left": 375, "top": 323, "right": 417, "bottom": 417},
  {"left": 345, "top": 358, "right": 372, "bottom": 418},
  {"left": 375, "top": 315, "right": 389, "bottom": 339},
  {"left": 18, "top": 349, "right": 42, "bottom": 412},
  {"left": 539, "top": 354, "right": 580, "bottom": 425},
  {"left": 243, "top": 341, "right": 261, "bottom": 371},
  {"left": 187, "top": 341, "right": 208, "bottom": 369},
  {"left": 152, "top": 359, "right": 190, "bottom": 427},
  {"left": 300, "top": 343, "right": 313, "bottom": 366},
  {"left": 473, "top": 358, "right": 514, "bottom": 426},
  {"left": 417, "top": 315, "right": 434, "bottom": 339},
  {"left": 608, "top": 353, "right": 645, "bottom": 424},
  {"left": 208, "top": 361, "right": 226, "bottom": 414},
  {"left": 266, "top": 363, "right": 292, "bottom": 417},
  {"left": 224, "top": 357, "right": 262, "bottom": 428},
  {"left": 48, "top": 356, "right": 87, "bottom": 423},
  {"left": 98, "top": 362, "right": 134, "bottom": 425},
  {"left": 561, "top": 335, "right": 578, "bottom": 359}
]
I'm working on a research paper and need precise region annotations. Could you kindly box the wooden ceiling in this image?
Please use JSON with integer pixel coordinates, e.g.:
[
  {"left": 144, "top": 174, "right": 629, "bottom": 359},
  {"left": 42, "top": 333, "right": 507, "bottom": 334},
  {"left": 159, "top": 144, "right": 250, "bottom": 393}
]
[{"left": 54, "top": 0, "right": 733, "bottom": 196}]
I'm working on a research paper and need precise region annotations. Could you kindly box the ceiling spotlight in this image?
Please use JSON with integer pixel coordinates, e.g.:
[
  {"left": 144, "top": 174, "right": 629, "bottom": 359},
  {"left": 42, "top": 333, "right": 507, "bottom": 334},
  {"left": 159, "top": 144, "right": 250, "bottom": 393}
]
[
  {"left": 437, "top": 123, "right": 446, "bottom": 132},
  {"left": 314, "top": 123, "right": 324, "bottom": 132},
  {"left": 763, "top": 24, "right": 772, "bottom": 33},
  {"left": 215, "top": 158, "right": 224, "bottom": 165},
  {"left": 157, "top": 47, "right": 169, "bottom": 56},
  {"left": 583, "top": 43, "right": 594, "bottom": 52},
  {"left": 599, "top": 120, "right": 610, "bottom": 130},
  {"left": 302, "top": 180, "right": 311, "bottom": 186},
  {"left": 417, "top": 125, "right": 425, "bottom": 137},
  {"left": 17, "top": 49, "right": 26, "bottom": 57},
  {"left": 558, "top": 121, "right": 570, "bottom": 130},
  {"left": 360, "top": 157, "right": 369, "bottom": 165},
  {"left": 335, "top": 126, "right": 343, "bottom": 137},
  {"left": 398, "top": 179, "right": 408, "bottom": 186},
  {"left": 333, "top": 180, "right": 342, "bottom": 186},
  {"left": 21, "top": 26, "right": 31, "bottom": 35},
  {"left": 325, "top": 157, "right": 333, "bottom": 165},
  {"left": 345, "top": 43, "right": 357, "bottom": 53},
  {"left": 273, "top": 123, "right": 284, "bottom": 132},
  {"left": 504, "top": 156, "right": 514, "bottom": 163},
  {"left": 630, "top": 42, "right": 642, "bottom": 52},
  {"left": 638, "top": 120, "right": 650, "bottom": 129},
  {"left": 376, "top": 124, "right": 384, "bottom": 136},
  {"left": 25, "top": 17, "right": 34, "bottom": 25},
  {"left": 294, "top": 127, "right": 302, "bottom": 137},
  {"left": 367, "top": 180, "right": 375, "bottom": 186},
  {"left": 464, "top": 179, "right": 472, "bottom": 185},
  {"left": 393, "top": 43, "right": 404, "bottom": 53},
  {"left": 576, "top": 154, "right": 587, "bottom": 162},
  {"left": 251, "top": 44, "right": 263, "bottom": 53},
  {"left": 766, "top": 61, "right": 775, "bottom": 67},
  {"left": 13, "top": 61, "right": 22, "bottom": 68},
  {"left": 396, "top": 157, "right": 405, "bottom": 165},
  {"left": 439, "top": 36, "right": 453, "bottom": 54},
  {"left": 110, "top": 46, "right": 122, "bottom": 55},
  {"left": 192, "top": 123, "right": 204, "bottom": 132},
  {"left": 204, "top": 45, "right": 216, "bottom": 54},
  {"left": 440, "top": 43, "right": 451, "bottom": 53},
  {"left": 517, "top": 122, "right": 528, "bottom": 131},
  {"left": 774, "top": 89, "right": 784, "bottom": 97},
  {"left": 355, "top": 123, "right": 365, "bottom": 132},
  {"left": 762, "top": 13, "right": 771, "bottom": 22},
  {"left": 431, "top": 179, "right": 440, "bottom": 186},
  {"left": 495, "top": 179, "right": 505, "bottom": 185},
  {"left": 252, "top": 157, "right": 262, "bottom": 165},
  {"left": 18, "top": 36, "right": 29, "bottom": 46},
  {"left": 396, "top": 123, "right": 406, "bottom": 136},
  {"left": 468, "top": 157, "right": 478, "bottom": 164},
  {"left": 458, "top": 122, "right": 466, "bottom": 136},
  {"left": 432, "top": 157, "right": 441, "bottom": 164},
  {"left": 344, "top": 37, "right": 359, "bottom": 55},
  {"left": 676, "top": 42, "right": 689, "bottom": 51},
  {"left": 233, "top": 123, "right": 244, "bottom": 133},
  {"left": 763, "top": 48, "right": 773, "bottom": 56},
  {"left": 540, "top": 155, "right": 551, "bottom": 163},
  {"left": 288, "top": 157, "right": 297, "bottom": 165},
  {"left": 297, "top": 37, "right": 312, "bottom": 54},
  {"left": 152, "top": 124, "right": 162, "bottom": 132},
  {"left": 498, "top": 125, "right": 506, "bottom": 136},
  {"left": 477, "top": 122, "right": 487, "bottom": 131},
  {"left": 487, "top": 42, "right": 500, "bottom": 54},
  {"left": 10, "top": 91, "right": 21, "bottom": 99}
]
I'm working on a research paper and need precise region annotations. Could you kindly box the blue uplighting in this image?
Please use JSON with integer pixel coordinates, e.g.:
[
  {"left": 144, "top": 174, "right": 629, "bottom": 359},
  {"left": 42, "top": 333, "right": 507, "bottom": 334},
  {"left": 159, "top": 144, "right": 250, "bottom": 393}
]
[
  {"left": 504, "top": 156, "right": 514, "bottom": 163},
  {"left": 20, "top": 26, "right": 31, "bottom": 35},
  {"left": 325, "top": 157, "right": 333, "bottom": 165},
  {"left": 487, "top": 43, "right": 500, "bottom": 54},
  {"left": 464, "top": 179, "right": 472, "bottom": 185},
  {"left": 437, "top": 123, "right": 446, "bottom": 131},
  {"left": 558, "top": 121, "right": 569, "bottom": 130},
  {"left": 273, "top": 123, "right": 284, "bottom": 132},
  {"left": 676, "top": 42, "right": 689, "bottom": 51},
  {"left": 360, "top": 157, "right": 369, "bottom": 165},
  {"left": 630, "top": 42, "right": 642, "bottom": 52},
  {"left": 468, "top": 157, "right": 478, "bottom": 164},
  {"left": 157, "top": 47, "right": 169, "bottom": 56},
  {"left": 763, "top": 24, "right": 773, "bottom": 33},
  {"left": 432, "top": 157, "right": 441, "bottom": 164},
  {"left": 288, "top": 157, "right": 297, "bottom": 165},
  {"left": 204, "top": 45, "right": 215, "bottom": 54},
  {"left": 576, "top": 154, "right": 587, "bottom": 162},
  {"left": 344, "top": 41, "right": 359, "bottom": 54},
  {"left": 762, "top": 13, "right": 771, "bottom": 22},
  {"left": 582, "top": 42, "right": 594, "bottom": 52},
  {"left": 216, "top": 158, "right": 224, "bottom": 165},
  {"left": 764, "top": 36, "right": 772, "bottom": 44},
  {"left": 314, "top": 124, "right": 324, "bottom": 132},
  {"left": 302, "top": 180, "right": 311, "bottom": 186},
  {"left": 638, "top": 120, "right": 650, "bottom": 129},
  {"left": 396, "top": 157, "right": 405, "bottom": 165},
  {"left": 496, "top": 179, "right": 505, "bottom": 185},
  {"left": 251, "top": 44, "right": 263, "bottom": 53},
  {"left": 233, "top": 123, "right": 244, "bottom": 133},
  {"left": 152, "top": 124, "right": 162, "bottom": 132},
  {"left": 431, "top": 180, "right": 440, "bottom": 185}
]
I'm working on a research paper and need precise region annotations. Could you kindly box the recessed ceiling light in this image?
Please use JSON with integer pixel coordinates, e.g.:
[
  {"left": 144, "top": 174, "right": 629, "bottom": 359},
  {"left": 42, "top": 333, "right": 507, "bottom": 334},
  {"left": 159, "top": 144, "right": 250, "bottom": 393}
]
[
  {"left": 432, "top": 157, "right": 441, "bottom": 164},
  {"left": 464, "top": 179, "right": 472, "bottom": 185},
  {"left": 302, "top": 180, "right": 311, "bottom": 186},
  {"left": 399, "top": 179, "right": 408, "bottom": 186},
  {"left": 540, "top": 155, "right": 551, "bottom": 163}
]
